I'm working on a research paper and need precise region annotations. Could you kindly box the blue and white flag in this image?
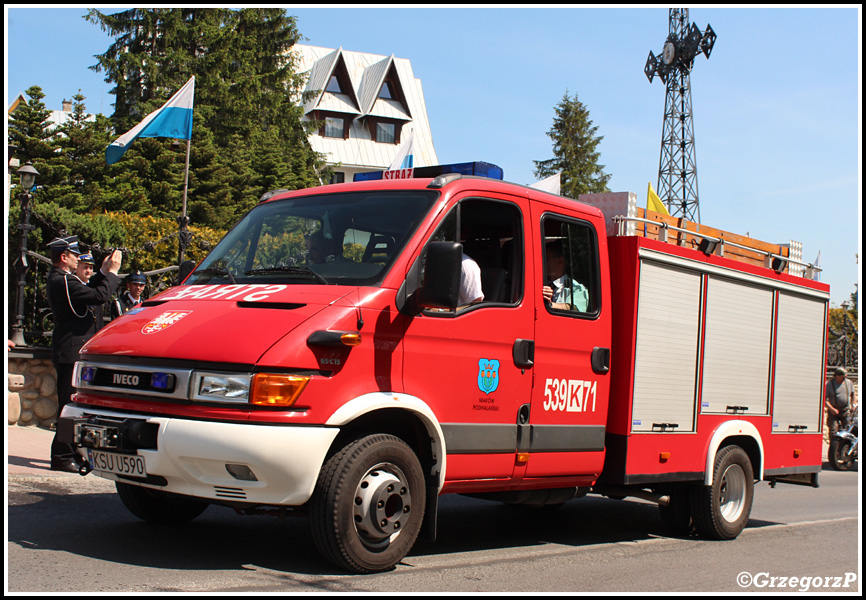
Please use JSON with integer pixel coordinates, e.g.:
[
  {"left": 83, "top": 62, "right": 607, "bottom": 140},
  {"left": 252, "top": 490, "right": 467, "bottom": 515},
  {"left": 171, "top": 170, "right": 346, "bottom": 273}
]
[{"left": 106, "top": 76, "right": 195, "bottom": 165}]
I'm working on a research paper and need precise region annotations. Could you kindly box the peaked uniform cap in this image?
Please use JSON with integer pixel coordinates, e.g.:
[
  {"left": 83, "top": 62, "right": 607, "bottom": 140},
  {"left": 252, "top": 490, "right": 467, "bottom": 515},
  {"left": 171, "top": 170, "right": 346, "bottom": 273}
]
[
  {"left": 47, "top": 235, "right": 81, "bottom": 254},
  {"left": 78, "top": 253, "right": 95, "bottom": 264},
  {"left": 127, "top": 270, "right": 147, "bottom": 284}
]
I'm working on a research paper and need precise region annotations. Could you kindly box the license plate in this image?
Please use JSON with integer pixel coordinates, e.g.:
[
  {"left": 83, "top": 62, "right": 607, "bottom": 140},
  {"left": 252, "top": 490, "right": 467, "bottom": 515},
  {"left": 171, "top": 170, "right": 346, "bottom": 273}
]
[{"left": 88, "top": 449, "right": 147, "bottom": 479}]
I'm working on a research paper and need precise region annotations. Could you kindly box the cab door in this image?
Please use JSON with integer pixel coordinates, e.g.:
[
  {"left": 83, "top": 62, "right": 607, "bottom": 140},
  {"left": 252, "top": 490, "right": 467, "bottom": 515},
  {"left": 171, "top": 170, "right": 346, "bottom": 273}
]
[
  {"left": 402, "top": 194, "right": 534, "bottom": 482},
  {"left": 525, "top": 207, "right": 610, "bottom": 480}
]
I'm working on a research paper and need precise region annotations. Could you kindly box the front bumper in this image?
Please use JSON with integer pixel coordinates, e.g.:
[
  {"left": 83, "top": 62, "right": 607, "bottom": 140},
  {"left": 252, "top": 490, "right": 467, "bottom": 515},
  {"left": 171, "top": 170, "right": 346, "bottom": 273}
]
[{"left": 58, "top": 404, "right": 340, "bottom": 506}]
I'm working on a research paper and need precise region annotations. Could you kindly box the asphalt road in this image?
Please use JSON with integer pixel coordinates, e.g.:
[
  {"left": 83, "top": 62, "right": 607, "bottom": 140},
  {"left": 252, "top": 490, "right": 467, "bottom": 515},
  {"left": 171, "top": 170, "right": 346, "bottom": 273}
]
[{"left": 6, "top": 463, "right": 860, "bottom": 593}]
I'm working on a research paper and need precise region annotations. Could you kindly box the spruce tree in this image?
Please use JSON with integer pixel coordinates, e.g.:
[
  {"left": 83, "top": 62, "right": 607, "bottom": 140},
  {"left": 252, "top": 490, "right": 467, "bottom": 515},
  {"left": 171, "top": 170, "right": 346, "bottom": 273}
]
[
  {"left": 85, "top": 8, "right": 327, "bottom": 230},
  {"left": 534, "top": 91, "right": 611, "bottom": 199},
  {"left": 8, "top": 86, "right": 54, "bottom": 165}
]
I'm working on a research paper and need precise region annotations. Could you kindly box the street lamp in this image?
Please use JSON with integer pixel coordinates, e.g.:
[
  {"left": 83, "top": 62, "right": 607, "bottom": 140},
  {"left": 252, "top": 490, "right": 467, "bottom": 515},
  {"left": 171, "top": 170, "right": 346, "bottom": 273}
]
[
  {"left": 12, "top": 162, "right": 39, "bottom": 346},
  {"left": 839, "top": 301, "right": 854, "bottom": 368}
]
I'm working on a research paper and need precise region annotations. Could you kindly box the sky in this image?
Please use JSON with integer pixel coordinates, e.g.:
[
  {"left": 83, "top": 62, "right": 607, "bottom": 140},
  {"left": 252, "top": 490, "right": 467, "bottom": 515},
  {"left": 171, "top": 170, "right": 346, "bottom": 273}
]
[{"left": 5, "top": 5, "right": 861, "bottom": 307}]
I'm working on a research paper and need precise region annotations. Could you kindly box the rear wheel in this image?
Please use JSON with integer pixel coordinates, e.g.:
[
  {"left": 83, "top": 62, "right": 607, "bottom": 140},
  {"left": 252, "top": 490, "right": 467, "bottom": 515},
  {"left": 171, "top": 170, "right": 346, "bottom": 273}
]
[
  {"left": 310, "top": 434, "right": 426, "bottom": 573},
  {"left": 115, "top": 481, "right": 208, "bottom": 524},
  {"left": 691, "top": 445, "right": 754, "bottom": 540}
]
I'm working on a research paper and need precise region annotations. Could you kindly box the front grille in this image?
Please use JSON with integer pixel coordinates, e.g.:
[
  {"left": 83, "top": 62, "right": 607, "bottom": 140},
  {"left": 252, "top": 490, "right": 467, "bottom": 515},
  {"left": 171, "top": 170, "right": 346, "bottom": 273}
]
[{"left": 75, "top": 362, "right": 193, "bottom": 401}]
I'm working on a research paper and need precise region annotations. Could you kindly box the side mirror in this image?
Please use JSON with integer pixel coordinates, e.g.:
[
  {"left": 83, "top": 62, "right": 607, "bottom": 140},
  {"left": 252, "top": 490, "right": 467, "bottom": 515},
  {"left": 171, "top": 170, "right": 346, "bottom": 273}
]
[
  {"left": 417, "top": 241, "right": 462, "bottom": 310},
  {"left": 177, "top": 260, "right": 196, "bottom": 285}
]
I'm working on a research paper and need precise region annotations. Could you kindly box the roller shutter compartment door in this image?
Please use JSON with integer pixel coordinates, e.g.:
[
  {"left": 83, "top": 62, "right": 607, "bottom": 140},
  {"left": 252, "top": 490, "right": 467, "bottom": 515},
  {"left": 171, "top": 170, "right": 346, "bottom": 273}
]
[
  {"left": 772, "top": 293, "right": 825, "bottom": 433},
  {"left": 631, "top": 262, "right": 701, "bottom": 433},
  {"left": 701, "top": 278, "right": 773, "bottom": 415}
]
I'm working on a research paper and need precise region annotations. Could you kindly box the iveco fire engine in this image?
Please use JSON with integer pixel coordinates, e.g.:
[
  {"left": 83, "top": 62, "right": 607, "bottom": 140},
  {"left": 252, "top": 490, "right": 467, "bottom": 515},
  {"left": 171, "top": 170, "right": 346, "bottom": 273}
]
[{"left": 57, "top": 166, "right": 828, "bottom": 573}]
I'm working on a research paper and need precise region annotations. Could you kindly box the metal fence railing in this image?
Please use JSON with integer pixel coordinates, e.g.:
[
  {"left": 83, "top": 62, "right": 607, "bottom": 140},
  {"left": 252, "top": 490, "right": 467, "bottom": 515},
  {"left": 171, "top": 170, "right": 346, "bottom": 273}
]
[{"left": 13, "top": 250, "right": 179, "bottom": 348}]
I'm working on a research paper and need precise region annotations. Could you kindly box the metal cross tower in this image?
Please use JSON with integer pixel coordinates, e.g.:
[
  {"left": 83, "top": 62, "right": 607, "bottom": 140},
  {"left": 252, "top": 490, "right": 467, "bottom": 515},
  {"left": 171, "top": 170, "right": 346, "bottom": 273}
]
[{"left": 644, "top": 9, "right": 716, "bottom": 223}]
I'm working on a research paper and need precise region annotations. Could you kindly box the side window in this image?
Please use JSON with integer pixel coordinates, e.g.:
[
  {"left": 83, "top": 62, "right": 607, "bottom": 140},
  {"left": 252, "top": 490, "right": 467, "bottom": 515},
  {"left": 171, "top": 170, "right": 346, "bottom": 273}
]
[
  {"left": 542, "top": 216, "right": 600, "bottom": 316},
  {"left": 428, "top": 198, "right": 524, "bottom": 310}
]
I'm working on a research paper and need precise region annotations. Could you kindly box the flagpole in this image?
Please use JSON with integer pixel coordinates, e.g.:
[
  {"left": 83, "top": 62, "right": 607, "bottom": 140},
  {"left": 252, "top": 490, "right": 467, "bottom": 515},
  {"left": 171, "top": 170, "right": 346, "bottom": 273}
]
[{"left": 178, "top": 137, "right": 191, "bottom": 266}]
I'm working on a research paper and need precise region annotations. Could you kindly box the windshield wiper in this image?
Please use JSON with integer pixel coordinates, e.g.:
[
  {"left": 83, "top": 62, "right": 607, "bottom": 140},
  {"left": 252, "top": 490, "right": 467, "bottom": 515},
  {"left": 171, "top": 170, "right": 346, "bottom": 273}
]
[
  {"left": 245, "top": 266, "right": 328, "bottom": 285},
  {"left": 192, "top": 266, "right": 237, "bottom": 285}
]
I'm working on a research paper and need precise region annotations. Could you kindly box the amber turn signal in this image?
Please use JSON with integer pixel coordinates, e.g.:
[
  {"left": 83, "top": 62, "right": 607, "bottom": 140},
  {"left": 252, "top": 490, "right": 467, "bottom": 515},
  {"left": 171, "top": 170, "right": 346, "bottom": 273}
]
[
  {"left": 307, "top": 330, "right": 362, "bottom": 347},
  {"left": 251, "top": 374, "right": 310, "bottom": 406}
]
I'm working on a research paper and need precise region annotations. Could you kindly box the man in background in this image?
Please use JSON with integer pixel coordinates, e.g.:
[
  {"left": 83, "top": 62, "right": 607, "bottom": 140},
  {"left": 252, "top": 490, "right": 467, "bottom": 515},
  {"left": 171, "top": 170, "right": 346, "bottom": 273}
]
[{"left": 111, "top": 269, "right": 147, "bottom": 318}]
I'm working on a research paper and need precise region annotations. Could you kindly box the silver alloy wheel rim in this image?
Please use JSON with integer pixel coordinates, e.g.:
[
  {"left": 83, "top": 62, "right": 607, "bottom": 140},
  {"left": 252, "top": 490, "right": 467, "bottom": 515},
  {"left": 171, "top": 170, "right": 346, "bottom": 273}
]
[
  {"left": 353, "top": 462, "right": 412, "bottom": 548},
  {"left": 718, "top": 463, "right": 746, "bottom": 522}
]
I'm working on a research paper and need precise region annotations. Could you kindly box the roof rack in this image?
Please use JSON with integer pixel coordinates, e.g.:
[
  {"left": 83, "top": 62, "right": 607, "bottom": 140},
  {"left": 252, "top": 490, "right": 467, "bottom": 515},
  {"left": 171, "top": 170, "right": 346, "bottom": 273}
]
[{"left": 613, "top": 213, "right": 821, "bottom": 278}]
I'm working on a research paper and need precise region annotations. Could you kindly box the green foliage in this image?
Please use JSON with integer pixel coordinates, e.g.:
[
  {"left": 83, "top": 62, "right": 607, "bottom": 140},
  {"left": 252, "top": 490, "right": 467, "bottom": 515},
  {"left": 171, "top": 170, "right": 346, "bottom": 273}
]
[
  {"left": 828, "top": 289, "right": 858, "bottom": 339},
  {"left": 7, "top": 9, "right": 331, "bottom": 343},
  {"left": 534, "top": 90, "right": 611, "bottom": 199},
  {"left": 81, "top": 7, "right": 328, "bottom": 231}
]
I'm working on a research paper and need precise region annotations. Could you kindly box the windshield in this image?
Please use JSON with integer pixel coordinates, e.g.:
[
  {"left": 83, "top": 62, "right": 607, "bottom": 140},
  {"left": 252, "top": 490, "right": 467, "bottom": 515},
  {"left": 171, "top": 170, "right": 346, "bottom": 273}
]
[{"left": 187, "top": 190, "right": 438, "bottom": 286}]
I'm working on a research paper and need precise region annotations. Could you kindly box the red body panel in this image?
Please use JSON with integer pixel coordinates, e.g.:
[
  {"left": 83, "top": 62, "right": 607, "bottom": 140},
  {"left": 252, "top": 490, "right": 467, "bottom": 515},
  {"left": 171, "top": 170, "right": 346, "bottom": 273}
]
[
  {"left": 605, "top": 235, "right": 829, "bottom": 483},
  {"left": 74, "top": 177, "right": 828, "bottom": 496}
]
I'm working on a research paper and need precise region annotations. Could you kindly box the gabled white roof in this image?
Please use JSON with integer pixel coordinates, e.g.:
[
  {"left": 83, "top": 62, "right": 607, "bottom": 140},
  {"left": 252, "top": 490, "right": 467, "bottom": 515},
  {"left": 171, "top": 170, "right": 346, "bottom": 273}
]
[
  {"left": 357, "top": 55, "right": 391, "bottom": 115},
  {"left": 302, "top": 47, "right": 361, "bottom": 115},
  {"left": 292, "top": 44, "right": 438, "bottom": 172}
]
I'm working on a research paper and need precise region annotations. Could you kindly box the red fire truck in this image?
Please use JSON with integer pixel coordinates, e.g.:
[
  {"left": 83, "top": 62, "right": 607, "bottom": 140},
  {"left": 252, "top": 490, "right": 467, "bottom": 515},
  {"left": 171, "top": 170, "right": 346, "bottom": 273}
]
[{"left": 58, "top": 171, "right": 828, "bottom": 573}]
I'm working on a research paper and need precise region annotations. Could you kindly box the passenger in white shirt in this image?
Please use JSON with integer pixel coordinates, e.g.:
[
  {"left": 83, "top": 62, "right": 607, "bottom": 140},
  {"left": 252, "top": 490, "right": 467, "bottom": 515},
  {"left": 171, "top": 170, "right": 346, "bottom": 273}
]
[{"left": 459, "top": 253, "right": 484, "bottom": 306}]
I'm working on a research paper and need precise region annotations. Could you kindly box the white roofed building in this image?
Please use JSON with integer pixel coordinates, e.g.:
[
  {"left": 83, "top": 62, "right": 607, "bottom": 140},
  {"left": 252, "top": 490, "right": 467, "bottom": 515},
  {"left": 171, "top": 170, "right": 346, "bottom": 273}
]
[{"left": 292, "top": 44, "right": 438, "bottom": 183}]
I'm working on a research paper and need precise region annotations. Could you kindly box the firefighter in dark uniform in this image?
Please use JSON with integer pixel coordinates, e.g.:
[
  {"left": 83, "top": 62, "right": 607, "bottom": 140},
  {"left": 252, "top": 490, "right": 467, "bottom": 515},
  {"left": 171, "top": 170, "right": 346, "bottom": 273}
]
[
  {"left": 46, "top": 236, "right": 123, "bottom": 472},
  {"left": 110, "top": 269, "right": 147, "bottom": 318}
]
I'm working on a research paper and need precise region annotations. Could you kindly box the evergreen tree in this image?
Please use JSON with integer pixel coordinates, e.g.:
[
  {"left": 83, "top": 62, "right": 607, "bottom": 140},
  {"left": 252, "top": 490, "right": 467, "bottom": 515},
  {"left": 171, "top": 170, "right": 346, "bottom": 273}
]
[
  {"left": 8, "top": 86, "right": 54, "bottom": 164},
  {"left": 43, "top": 92, "right": 116, "bottom": 214},
  {"left": 534, "top": 91, "right": 611, "bottom": 199},
  {"left": 85, "top": 8, "right": 327, "bottom": 231}
]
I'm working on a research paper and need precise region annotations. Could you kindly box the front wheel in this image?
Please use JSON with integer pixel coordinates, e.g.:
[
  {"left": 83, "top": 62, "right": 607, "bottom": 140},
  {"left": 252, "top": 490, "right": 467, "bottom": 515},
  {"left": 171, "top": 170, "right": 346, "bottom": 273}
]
[
  {"left": 310, "top": 434, "right": 426, "bottom": 573},
  {"left": 691, "top": 445, "right": 754, "bottom": 540},
  {"left": 829, "top": 438, "right": 855, "bottom": 471}
]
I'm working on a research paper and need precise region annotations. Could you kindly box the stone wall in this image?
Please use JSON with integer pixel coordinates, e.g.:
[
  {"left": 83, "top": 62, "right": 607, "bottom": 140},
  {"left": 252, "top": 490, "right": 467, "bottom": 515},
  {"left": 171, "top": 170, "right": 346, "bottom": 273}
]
[{"left": 7, "top": 348, "right": 58, "bottom": 427}]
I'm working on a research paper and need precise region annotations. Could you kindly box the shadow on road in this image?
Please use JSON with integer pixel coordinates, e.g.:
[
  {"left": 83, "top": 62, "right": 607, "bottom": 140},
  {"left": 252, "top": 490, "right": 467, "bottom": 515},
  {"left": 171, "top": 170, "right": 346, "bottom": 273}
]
[{"left": 8, "top": 483, "right": 786, "bottom": 578}]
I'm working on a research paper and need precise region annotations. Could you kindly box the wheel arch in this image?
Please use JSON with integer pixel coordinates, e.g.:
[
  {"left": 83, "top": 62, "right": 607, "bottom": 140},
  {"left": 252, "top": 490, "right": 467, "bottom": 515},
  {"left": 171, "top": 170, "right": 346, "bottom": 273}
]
[
  {"left": 704, "top": 420, "right": 764, "bottom": 485},
  {"left": 325, "top": 393, "right": 446, "bottom": 491}
]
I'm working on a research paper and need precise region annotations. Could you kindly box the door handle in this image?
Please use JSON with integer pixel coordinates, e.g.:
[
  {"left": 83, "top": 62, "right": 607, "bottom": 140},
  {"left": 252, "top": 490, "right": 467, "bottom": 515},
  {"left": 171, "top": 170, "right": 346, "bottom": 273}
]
[
  {"left": 513, "top": 339, "right": 534, "bottom": 368},
  {"left": 591, "top": 347, "right": 610, "bottom": 374}
]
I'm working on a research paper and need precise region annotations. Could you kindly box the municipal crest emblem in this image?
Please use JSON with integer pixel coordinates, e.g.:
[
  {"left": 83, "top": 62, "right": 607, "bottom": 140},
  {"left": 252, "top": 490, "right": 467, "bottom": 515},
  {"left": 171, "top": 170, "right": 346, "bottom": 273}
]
[
  {"left": 477, "top": 358, "right": 500, "bottom": 394},
  {"left": 141, "top": 310, "right": 192, "bottom": 335}
]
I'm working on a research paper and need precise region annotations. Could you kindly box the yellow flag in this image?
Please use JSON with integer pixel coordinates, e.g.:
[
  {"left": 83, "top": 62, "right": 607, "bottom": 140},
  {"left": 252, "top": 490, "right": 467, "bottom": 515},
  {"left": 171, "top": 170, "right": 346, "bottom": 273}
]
[{"left": 647, "top": 182, "right": 669, "bottom": 216}]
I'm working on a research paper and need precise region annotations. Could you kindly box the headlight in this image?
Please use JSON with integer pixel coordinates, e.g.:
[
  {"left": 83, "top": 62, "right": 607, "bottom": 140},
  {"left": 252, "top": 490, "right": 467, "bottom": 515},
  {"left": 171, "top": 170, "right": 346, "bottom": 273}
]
[{"left": 193, "top": 373, "right": 252, "bottom": 403}]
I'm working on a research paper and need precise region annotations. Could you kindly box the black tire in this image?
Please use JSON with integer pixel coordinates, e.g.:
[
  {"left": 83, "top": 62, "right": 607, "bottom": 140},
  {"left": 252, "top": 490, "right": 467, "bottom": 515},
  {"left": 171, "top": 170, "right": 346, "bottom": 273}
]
[
  {"left": 658, "top": 485, "right": 694, "bottom": 536},
  {"left": 691, "top": 445, "right": 754, "bottom": 540},
  {"left": 116, "top": 481, "right": 208, "bottom": 524},
  {"left": 310, "top": 434, "right": 426, "bottom": 574},
  {"left": 829, "top": 439, "right": 855, "bottom": 471}
]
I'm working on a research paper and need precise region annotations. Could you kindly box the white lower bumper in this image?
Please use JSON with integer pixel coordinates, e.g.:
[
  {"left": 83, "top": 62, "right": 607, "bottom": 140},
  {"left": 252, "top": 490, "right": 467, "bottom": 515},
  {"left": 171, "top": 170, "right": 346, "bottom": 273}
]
[{"left": 63, "top": 405, "right": 339, "bottom": 506}]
